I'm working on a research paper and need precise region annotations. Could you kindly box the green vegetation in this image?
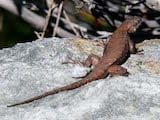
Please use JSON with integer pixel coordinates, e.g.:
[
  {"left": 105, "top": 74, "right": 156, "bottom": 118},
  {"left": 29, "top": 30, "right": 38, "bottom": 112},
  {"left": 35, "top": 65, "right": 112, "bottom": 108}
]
[{"left": 0, "top": 9, "right": 36, "bottom": 49}]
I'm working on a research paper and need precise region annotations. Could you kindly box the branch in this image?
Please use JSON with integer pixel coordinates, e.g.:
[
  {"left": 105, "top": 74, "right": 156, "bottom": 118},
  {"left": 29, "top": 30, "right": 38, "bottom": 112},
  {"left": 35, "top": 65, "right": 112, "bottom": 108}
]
[{"left": 53, "top": 1, "right": 63, "bottom": 37}]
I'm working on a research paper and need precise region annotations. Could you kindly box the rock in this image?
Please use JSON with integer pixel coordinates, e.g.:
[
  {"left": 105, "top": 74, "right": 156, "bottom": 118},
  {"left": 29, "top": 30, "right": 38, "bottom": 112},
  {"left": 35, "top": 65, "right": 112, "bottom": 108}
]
[
  {"left": 0, "top": 37, "right": 160, "bottom": 120},
  {"left": 146, "top": 0, "right": 160, "bottom": 11}
]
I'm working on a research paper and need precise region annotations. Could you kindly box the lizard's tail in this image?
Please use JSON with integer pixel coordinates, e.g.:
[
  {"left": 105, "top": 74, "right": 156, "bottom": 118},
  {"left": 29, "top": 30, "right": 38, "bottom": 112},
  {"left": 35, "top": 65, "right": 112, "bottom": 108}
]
[{"left": 7, "top": 76, "right": 98, "bottom": 107}]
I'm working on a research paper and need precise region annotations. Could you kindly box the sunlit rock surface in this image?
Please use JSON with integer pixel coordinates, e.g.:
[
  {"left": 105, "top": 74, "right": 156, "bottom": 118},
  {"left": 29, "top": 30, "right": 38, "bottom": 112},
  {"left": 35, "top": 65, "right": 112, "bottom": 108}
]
[{"left": 0, "top": 38, "right": 160, "bottom": 120}]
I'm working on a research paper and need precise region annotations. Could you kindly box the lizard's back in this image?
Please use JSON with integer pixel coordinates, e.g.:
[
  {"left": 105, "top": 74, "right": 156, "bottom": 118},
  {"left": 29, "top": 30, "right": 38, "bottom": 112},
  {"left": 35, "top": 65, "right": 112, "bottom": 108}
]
[{"left": 102, "top": 16, "right": 141, "bottom": 65}]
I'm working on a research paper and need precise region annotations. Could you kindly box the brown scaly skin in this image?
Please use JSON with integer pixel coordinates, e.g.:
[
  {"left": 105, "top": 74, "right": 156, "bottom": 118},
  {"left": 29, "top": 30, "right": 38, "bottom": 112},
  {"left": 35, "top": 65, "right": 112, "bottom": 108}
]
[{"left": 7, "top": 16, "right": 142, "bottom": 107}]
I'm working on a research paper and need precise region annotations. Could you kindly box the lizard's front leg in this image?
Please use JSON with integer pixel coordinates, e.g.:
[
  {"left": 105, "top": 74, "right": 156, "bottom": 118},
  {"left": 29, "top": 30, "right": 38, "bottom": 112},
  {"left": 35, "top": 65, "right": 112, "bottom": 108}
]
[
  {"left": 108, "top": 65, "right": 129, "bottom": 76},
  {"left": 129, "top": 38, "right": 143, "bottom": 54},
  {"left": 129, "top": 38, "right": 137, "bottom": 54}
]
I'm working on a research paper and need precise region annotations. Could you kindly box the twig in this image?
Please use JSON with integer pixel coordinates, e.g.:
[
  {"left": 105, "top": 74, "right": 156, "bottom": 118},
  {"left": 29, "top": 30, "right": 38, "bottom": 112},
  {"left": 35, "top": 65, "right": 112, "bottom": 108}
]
[
  {"left": 51, "top": 11, "right": 87, "bottom": 32},
  {"left": 53, "top": 1, "right": 64, "bottom": 37},
  {"left": 34, "top": 31, "right": 41, "bottom": 39},
  {"left": 63, "top": 10, "right": 80, "bottom": 37},
  {"left": 93, "top": 31, "right": 112, "bottom": 40},
  {"left": 40, "top": 0, "right": 57, "bottom": 39}
]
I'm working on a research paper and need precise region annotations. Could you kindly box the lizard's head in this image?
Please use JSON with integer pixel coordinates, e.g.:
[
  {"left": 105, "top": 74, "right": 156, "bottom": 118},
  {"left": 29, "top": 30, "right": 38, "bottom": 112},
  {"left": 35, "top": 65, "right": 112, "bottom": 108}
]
[{"left": 125, "top": 16, "right": 143, "bottom": 33}]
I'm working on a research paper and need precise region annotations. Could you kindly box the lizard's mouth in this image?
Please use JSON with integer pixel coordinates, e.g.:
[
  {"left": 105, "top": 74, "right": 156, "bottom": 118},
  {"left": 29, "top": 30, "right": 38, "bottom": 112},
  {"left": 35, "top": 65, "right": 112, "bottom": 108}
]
[
  {"left": 136, "top": 22, "right": 142, "bottom": 28},
  {"left": 129, "top": 21, "right": 142, "bottom": 33},
  {"left": 132, "top": 21, "right": 142, "bottom": 32},
  {"left": 135, "top": 18, "right": 143, "bottom": 28}
]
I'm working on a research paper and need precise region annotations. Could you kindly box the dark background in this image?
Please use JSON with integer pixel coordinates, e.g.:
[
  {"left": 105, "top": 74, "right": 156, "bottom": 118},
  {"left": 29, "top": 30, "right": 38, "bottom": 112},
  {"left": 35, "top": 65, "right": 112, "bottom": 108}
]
[{"left": 0, "top": 9, "right": 36, "bottom": 49}]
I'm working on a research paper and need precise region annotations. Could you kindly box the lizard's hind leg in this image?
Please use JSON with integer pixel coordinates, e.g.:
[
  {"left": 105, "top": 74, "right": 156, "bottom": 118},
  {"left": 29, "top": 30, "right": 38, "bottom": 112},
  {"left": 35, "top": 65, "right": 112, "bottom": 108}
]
[
  {"left": 108, "top": 65, "right": 129, "bottom": 76},
  {"left": 83, "top": 54, "right": 101, "bottom": 67},
  {"left": 62, "top": 54, "right": 101, "bottom": 68}
]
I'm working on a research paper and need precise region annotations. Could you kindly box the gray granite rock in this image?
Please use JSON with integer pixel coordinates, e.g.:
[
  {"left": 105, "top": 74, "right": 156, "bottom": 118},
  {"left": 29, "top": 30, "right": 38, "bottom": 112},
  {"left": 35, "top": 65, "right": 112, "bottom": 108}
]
[
  {"left": 0, "top": 37, "right": 160, "bottom": 120},
  {"left": 146, "top": 0, "right": 160, "bottom": 11}
]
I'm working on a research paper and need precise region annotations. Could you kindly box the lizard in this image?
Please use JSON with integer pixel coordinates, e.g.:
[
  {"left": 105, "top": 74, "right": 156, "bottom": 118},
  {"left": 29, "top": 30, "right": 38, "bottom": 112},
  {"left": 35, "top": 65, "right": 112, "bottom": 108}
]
[{"left": 7, "top": 16, "right": 142, "bottom": 107}]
